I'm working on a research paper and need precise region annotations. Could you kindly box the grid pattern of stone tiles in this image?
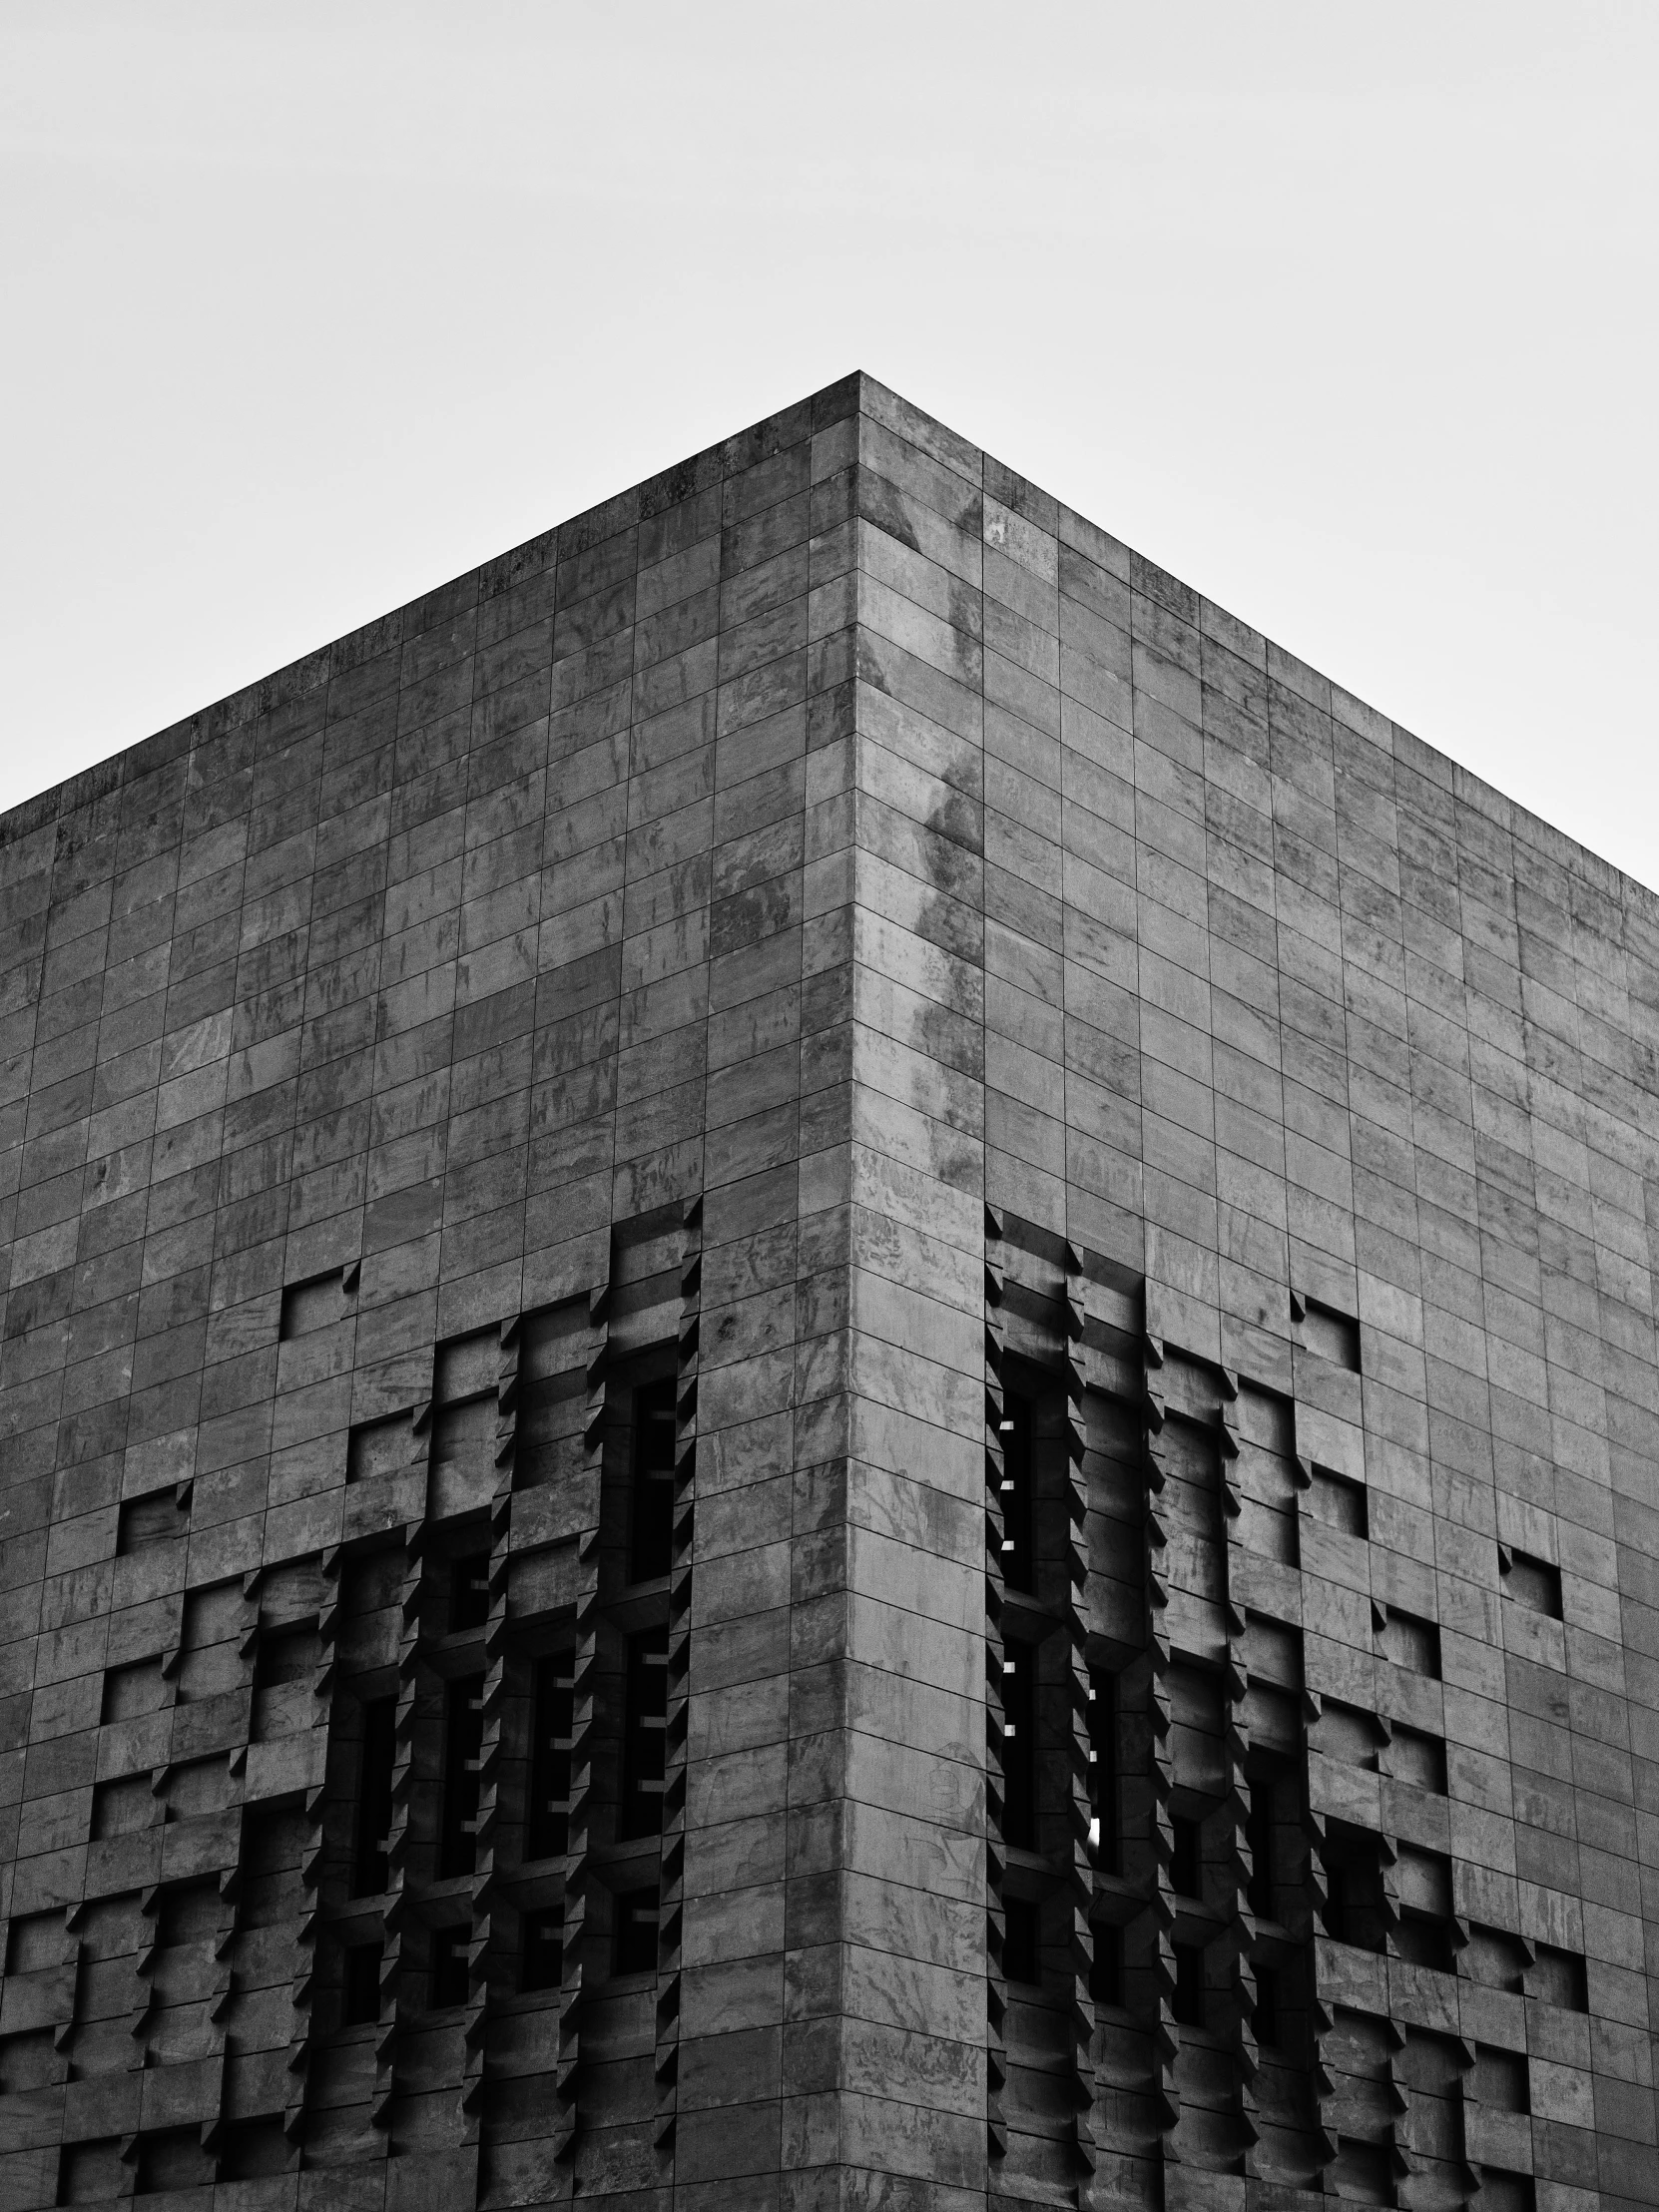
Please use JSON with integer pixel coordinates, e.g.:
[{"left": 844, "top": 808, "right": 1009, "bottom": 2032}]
[{"left": 0, "top": 372, "right": 1654, "bottom": 2212}]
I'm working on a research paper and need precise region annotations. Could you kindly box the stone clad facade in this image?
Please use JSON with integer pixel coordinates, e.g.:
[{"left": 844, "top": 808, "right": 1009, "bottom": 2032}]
[{"left": 0, "top": 372, "right": 1655, "bottom": 2212}]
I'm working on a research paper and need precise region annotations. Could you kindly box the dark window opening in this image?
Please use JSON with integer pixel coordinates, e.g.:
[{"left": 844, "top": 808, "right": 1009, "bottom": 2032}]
[
  {"left": 136, "top": 2128, "right": 214, "bottom": 2195},
  {"left": 1299, "top": 1298, "right": 1360, "bottom": 1372},
  {"left": 217, "top": 2119, "right": 289, "bottom": 2181},
  {"left": 999, "top": 1643, "right": 1036, "bottom": 1852},
  {"left": 1480, "top": 2176, "right": 1535, "bottom": 2212},
  {"left": 1501, "top": 1549, "right": 1562, "bottom": 1620},
  {"left": 6, "top": 1913, "right": 64, "bottom": 1973},
  {"left": 1380, "top": 1606, "right": 1440, "bottom": 1679},
  {"left": 1389, "top": 1726, "right": 1446, "bottom": 1794},
  {"left": 58, "top": 2140, "right": 125, "bottom": 2206},
  {"left": 621, "top": 1629, "right": 668, "bottom": 1841},
  {"left": 1253, "top": 1961, "right": 1282, "bottom": 2048},
  {"left": 1528, "top": 1942, "right": 1587, "bottom": 2010},
  {"left": 528, "top": 1652, "right": 575, "bottom": 1862},
  {"left": 1332, "top": 2138, "right": 1391, "bottom": 2206},
  {"left": 102, "top": 1656, "right": 167, "bottom": 1723},
  {"left": 1002, "top": 1896, "right": 1039, "bottom": 1985},
  {"left": 1321, "top": 1832, "right": 1387, "bottom": 1952},
  {"left": 630, "top": 1379, "right": 678, "bottom": 1584},
  {"left": 449, "top": 1555, "right": 490, "bottom": 1633},
  {"left": 1089, "top": 1669, "right": 1118, "bottom": 1874},
  {"left": 348, "top": 1413, "right": 410, "bottom": 1484},
  {"left": 1313, "top": 1698, "right": 1382, "bottom": 1770},
  {"left": 998, "top": 1391, "right": 1034, "bottom": 1594},
  {"left": 1089, "top": 1921, "right": 1122, "bottom": 2007},
  {"left": 279, "top": 1270, "right": 352, "bottom": 1341},
  {"left": 1307, "top": 1465, "right": 1368, "bottom": 1538},
  {"left": 342, "top": 1940, "right": 382, "bottom": 2026},
  {"left": 158, "top": 1883, "right": 219, "bottom": 1949},
  {"left": 440, "top": 1672, "right": 486, "bottom": 1878},
  {"left": 1394, "top": 1846, "right": 1453, "bottom": 1973},
  {"left": 1171, "top": 1814, "right": 1202, "bottom": 1900},
  {"left": 615, "top": 1888, "right": 659, "bottom": 1976},
  {"left": 1394, "top": 1914, "right": 1453, "bottom": 1972},
  {"left": 352, "top": 1696, "right": 397, "bottom": 1898},
  {"left": 429, "top": 1928, "right": 470, "bottom": 2008},
  {"left": 118, "top": 1489, "right": 185, "bottom": 1553},
  {"left": 1463, "top": 1923, "right": 1528, "bottom": 1993},
  {"left": 1245, "top": 1772, "right": 1277, "bottom": 1921},
  {"left": 256, "top": 1627, "right": 314, "bottom": 1689},
  {"left": 1172, "top": 1940, "right": 1205, "bottom": 2028},
  {"left": 521, "top": 1906, "right": 562, "bottom": 1992},
  {"left": 1474, "top": 2045, "right": 1529, "bottom": 2113}
]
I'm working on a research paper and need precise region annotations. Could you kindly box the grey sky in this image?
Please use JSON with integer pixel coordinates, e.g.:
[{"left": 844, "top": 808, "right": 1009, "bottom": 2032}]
[{"left": 2, "top": 2, "right": 1654, "bottom": 886}]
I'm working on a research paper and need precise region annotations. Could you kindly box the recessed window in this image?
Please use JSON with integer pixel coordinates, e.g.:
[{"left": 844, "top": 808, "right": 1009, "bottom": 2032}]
[
  {"left": 352, "top": 1697, "right": 397, "bottom": 1898},
  {"left": 440, "top": 1673, "right": 486, "bottom": 1877},
  {"left": 1389, "top": 1726, "right": 1446, "bottom": 1795},
  {"left": 341, "top": 1939, "right": 382, "bottom": 2025},
  {"left": 1473, "top": 2044, "right": 1529, "bottom": 2113},
  {"left": 1002, "top": 1896, "right": 1039, "bottom": 1985},
  {"left": 1379, "top": 1606, "right": 1440, "bottom": 1679},
  {"left": 1500, "top": 1547, "right": 1561, "bottom": 1620},
  {"left": 999, "top": 1643, "right": 1036, "bottom": 1852},
  {"left": 1312, "top": 1699, "right": 1384, "bottom": 1772},
  {"left": 621, "top": 1629, "right": 669, "bottom": 1841},
  {"left": 520, "top": 1906, "right": 562, "bottom": 1993},
  {"left": 998, "top": 1391, "right": 1035, "bottom": 1594},
  {"left": 1527, "top": 1941, "right": 1587, "bottom": 2010},
  {"left": 1171, "top": 1815, "right": 1202, "bottom": 1900},
  {"left": 279, "top": 1268, "right": 354, "bottom": 1341},
  {"left": 1297, "top": 1298, "right": 1360, "bottom": 1372},
  {"left": 1393, "top": 1846, "right": 1453, "bottom": 1973},
  {"left": 1253, "top": 1961, "right": 1282, "bottom": 2048},
  {"left": 136, "top": 2128, "right": 214, "bottom": 2194},
  {"left": 217, "top": 2119, "right": 289, "bottom": 2181},
  {"left": 614, "top": 1889, "right": 659, "bottom": 1976},
  {"left": 629, "top": 1379, "right": 678, "bottom": 1583},
  {"left": 1089, "top": 1921, "right": 1122, "bottom": 2007},
  {"left": 1320, "top": 1830, "right": 1387, "bottom": 1952},
  {"left": 429, "top": 1928, "right": 470, "bottom": 2009},
  {"left": 448, "top": 1554, "right": 491, "bottom": 1633},
  {"left": 1172, "top": 1940, "right": 1205, "bottom": 2028},
  {"left": 102, "top": 1656, "right": 167, "bottom": 1723},
  {"left": 527, "top": 1652, "right": 575, "bottom": 1862},
  {"left": 1306, "top": 1465, "right": 1368, "bottom": 1538},
  {"left": 117, "top": 1489, "right": 186, "bottom": 1552},
  {"left": 1088, "top": 1669, "right": 1118, "bottom": 1872},
  {"left": 1479, "top": 2174, "right": 1535, "bottom": 2212}
]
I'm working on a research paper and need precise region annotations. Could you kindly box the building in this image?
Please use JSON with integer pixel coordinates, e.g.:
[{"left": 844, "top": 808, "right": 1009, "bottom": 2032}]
[{"left": 0, "top": 373, "right": 1654, "bottom": 2212}]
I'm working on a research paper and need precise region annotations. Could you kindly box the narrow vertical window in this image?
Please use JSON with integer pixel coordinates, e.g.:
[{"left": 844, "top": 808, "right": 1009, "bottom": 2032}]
[
  {"left": 342, "top": 1939, "right": 382, "bottom": 2025},
  {"left": 630, "top": 1380, "right": 677, "bottom": 1584},
  {"left": 449, "top": 1555, "right": 490, "bottom": 1633},
  {"left": 1245, "top": 1771, "right": 1276, "bottom": 1920},
  {"left": 528, "top": 1653, "right": 574, "bottom": 1861},
  {"left": 429, "top": 1929, "right": 470, "bottom": 2008},
  {"left": 998, "top": 1391, "right": 1034, "bottom": 1594},
  {"left": 1002, "top": 1896, "right": 1039, "bottom": 1984},
  {"left": 1171, "top": 1814, "right": 1202, "bottom": 1899},
  {"left": 520, "top": 1907, "right": 562, "bottom": 1992},
  {"left": 1089, "top": 1669, "right": 1118, "bottom": 1872},
  {"left": 1172, "top": 1939, "right": 1205, "bottom": 2027},
  {"left": 1089, "top": 1921, "right": 1122, "bottom": 2007},
  {"left": 615, "top": 1888, "right": 659, "bottom": 1974},
  {"left": 620, "top": 1629, "right": 668, "bottom": 1840},
  {"left": 440, "top": 1673, "right": 486, "bottom": 1878},
  {"left": 1253, "top": 1961, "right": 1281, "bottom": 2047},
  {"left": 352, "top": 1697, "right": 397, "bottom": 1898},
  {"left": 1000, "top": 1643, "right": 1035, "bottom": 1851}
]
